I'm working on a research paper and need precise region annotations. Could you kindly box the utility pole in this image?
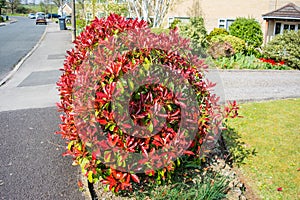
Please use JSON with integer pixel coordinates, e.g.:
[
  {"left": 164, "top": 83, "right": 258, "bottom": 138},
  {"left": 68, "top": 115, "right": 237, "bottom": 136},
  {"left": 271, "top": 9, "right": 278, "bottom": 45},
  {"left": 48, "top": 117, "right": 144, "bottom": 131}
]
[{"left": 71, "top": 0, "right": 76, "bottom": 41}]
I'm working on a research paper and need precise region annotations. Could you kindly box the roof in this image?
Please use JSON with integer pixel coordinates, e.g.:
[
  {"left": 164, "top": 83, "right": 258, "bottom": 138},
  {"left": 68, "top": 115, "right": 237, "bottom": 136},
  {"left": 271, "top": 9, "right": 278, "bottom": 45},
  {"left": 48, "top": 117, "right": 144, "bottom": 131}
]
[
  {"left": 262, "top": 3, "right": 300, "bottom": 20},
  {"left": 62, "top": 3, "right": 72, "bottom": 9}
]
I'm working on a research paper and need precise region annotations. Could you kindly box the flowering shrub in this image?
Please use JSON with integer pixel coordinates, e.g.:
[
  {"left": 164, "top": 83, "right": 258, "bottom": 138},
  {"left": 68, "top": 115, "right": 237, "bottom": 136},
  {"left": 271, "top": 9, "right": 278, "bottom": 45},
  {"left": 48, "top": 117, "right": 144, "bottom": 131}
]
[
  {"left": 259, "top": 58, "right": 284, "bottom": 66},
  {"left": 56, "top": 14, "right": 238, "bottom": 193}
]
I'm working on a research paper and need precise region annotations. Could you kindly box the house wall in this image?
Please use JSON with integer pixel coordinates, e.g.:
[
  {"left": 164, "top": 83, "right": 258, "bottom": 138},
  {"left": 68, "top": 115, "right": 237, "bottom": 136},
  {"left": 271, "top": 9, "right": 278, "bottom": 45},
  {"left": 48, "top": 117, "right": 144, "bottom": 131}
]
[
  {"left": 62, "top": 5, "right": 72, "bottom": 16},
  {"left": 166, "top": 0, "right": 300, "bottom": 42}
]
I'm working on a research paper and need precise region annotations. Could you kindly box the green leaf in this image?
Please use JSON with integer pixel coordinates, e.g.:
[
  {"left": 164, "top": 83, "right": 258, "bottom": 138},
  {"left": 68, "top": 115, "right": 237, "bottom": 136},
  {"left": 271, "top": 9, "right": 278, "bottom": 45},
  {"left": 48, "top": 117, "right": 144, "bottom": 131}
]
[
  {"left": 128, "top": 79, "right": 134, "bottom": 91},
  {"left": 67, "top": 141, "right": 74, "bottom": 150},
  {"left": 109, "top": 124, "right": 116, "bottom": 131},
  {"left": 88, "top": 171, "right": 93, "bottom": 183},
  {"left": 147, "top": 122, "right": 154, "bottom": 132}
]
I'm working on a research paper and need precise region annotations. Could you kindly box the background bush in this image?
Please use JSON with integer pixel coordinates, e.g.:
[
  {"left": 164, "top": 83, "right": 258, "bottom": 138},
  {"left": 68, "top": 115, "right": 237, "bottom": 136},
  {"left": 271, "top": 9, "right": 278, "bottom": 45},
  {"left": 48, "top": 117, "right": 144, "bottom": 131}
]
[
  {"left": 207, "top": 41, "right": 235, "bottom": 59},
  {"left": 229, "top": 17, "right": 263, "bottom": 50},
  {"left": 0, "top": 15, "right": 3, "bottom": 22},
  {"left": 206, "top": 28, "right": 229, "bottom": 41},
  {"left": 179, "top": 17, "right": 208, "bottom": 57},
  {"left": 263, "top": 30, "right": 300, "bottom": 70},
  {"left": 211, "top": 35, "right": 246, "bottom": 55}
]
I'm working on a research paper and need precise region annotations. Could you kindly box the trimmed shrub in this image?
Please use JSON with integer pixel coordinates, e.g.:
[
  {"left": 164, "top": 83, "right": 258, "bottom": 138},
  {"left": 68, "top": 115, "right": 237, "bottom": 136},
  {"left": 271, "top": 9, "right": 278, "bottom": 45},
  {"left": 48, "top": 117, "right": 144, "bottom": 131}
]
[
  {"left": 206, "top": 28, "right": 229, "bottom": 41},
  {"left": 211, "top": 35, "right": 246, "bottom": 55},
  {"left": 263, "top": 30, "right": 300, "bottom": 70},
  {"left": 179, "top": 17, "right": 208, "bottom": 57},
  {"left": 207, "top": 41, "right": 235, "bottom": 59},
  {"left": 56, "top": 14, "right": 239, "bottom": 194},
  {"left": 229, "top": 17, "right": 263, "bottom": 49}
]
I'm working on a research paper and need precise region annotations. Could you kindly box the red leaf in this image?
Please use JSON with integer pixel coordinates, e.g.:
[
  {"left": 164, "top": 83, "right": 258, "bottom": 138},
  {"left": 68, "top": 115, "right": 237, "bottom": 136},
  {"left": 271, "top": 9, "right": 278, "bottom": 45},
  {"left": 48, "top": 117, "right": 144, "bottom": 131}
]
[
  {"left": 184, "top": 150, "right": 195, "bottom": 156},
  {"left": 97, "top": 118, "right": 107, "bottom": 125},
  {"left": 122, "top": 123, "right": 132, "bottom": 129},
  {"left": 277, "top": 187, "right": 283, "bottom": 191},
  {"left": 77, "top": 180, "right": 84, "bottom": 188},
  {"left": 131, "top": 174, "right": 140, "bottom": 184}
]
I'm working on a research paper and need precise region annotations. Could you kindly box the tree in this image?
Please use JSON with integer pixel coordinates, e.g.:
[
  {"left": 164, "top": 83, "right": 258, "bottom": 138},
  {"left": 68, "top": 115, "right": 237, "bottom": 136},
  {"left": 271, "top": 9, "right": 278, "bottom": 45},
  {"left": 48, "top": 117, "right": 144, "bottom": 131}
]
[
  {"left": 127, "top": 0, "right": 175, "bottom": 27},
  {"left": 52, "top": 0, "right": 65, "bottom": 8},
  {"left": 0, "top": 0, "right": 6, "bottom": 15},
  {"left": 7, "top": 0, "right": 20, "bottom": 14},
  {"left": 104, "top": 2, "right": 129, "bottom": 16},
  {"left": 179, "top": 17, "right": 208, "bottom": 57}
]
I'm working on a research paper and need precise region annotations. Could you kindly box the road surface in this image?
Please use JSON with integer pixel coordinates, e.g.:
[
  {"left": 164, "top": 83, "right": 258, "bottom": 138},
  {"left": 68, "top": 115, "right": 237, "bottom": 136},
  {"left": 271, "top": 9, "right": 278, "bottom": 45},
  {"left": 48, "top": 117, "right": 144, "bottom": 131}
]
[{"left": 0, "top": 16, "right": 46, "bottom": 81}]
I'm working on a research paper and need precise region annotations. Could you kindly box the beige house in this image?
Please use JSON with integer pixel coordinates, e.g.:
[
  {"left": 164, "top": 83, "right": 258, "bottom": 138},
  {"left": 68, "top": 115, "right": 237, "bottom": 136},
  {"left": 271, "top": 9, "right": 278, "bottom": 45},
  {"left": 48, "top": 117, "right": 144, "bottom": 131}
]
[
  {"left": 263, "top": 3, "right": 300, "bottom": 43},
  {"left": 59, "top": 3, "right": 72, "bottom": 16},
  {"left": 167, "top": 0, "right": 300, "bottom": 43}
]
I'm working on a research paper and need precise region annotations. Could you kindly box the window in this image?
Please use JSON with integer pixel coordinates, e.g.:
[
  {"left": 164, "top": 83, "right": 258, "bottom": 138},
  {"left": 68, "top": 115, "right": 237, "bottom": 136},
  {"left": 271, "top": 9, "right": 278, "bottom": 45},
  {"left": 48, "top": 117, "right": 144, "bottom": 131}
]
[
  {"left": 86, "top": 12, "right": 92, "bottom": 21},
  {"left": 97, "top": 12, "right": 106, "bottom": 18},
  {"left": 274, "top": 22, "right": 299, "bottom": 35},
  {"left": 275, "top": 23, "right": 281, "bottom": 34},
  {"left": 218, "top": 18, "right": 235, "bottom": 30},
  {"left": 115, "top": 0, "right": 126, "bottom": 3},
  {"left": 168, "top": 17, "right": 190, "bottom": 27}
]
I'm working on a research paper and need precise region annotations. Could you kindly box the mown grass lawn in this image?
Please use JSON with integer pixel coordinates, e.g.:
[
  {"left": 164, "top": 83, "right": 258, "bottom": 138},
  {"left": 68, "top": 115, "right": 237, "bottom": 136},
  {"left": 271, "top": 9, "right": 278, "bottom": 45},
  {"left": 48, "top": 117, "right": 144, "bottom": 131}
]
[{"left": 228, "top": 98, "right": 300, "bottom": 200}]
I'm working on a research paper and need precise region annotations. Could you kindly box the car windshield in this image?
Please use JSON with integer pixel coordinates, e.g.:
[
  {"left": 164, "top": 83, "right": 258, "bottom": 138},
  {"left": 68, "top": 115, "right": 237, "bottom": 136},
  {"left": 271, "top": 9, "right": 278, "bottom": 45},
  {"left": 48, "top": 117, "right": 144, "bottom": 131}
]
[{"left": 36, "top": 12, "right": 45, "bottom": 17}]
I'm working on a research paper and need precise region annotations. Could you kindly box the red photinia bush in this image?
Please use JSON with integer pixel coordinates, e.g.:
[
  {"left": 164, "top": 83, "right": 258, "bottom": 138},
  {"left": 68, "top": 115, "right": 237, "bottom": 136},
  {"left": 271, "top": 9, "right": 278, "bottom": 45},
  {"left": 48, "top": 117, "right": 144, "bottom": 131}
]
[{"left": 56, "top": 14, "right": 239, "bottom": 193}]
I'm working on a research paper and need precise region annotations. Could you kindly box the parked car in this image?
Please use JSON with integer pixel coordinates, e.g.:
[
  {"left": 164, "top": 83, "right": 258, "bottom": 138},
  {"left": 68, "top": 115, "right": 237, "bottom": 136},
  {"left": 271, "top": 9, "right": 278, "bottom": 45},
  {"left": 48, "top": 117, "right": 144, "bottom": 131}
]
[
  {"left": 28, "top": 13, "right": 35, "bottom": 19},
  {"left": 35, "top": 12, "right": 45, "bottom": 18},
  {"left": 36, "top": 15, "right": 47, "bottom": 25},
  {"left": 46, "top": 13, "right": 61, "bottom": 19}
]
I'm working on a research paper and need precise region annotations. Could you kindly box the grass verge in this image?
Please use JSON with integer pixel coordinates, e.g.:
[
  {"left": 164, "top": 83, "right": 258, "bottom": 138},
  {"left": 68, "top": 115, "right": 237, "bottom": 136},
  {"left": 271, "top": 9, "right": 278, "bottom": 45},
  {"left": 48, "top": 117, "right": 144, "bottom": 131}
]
[{"left": 227, "top": 98, "right": 300, "bottom": 199}]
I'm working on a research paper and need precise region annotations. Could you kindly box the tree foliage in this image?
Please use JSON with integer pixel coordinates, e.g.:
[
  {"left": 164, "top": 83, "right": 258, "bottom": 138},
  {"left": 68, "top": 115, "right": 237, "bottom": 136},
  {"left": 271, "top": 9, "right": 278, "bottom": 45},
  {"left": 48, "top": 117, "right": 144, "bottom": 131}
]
[
  {"left": 7, "top": 0, "right": 20, "bottom": 14},
  {"left": 0, "top": 0, "right": 6, "bottom": 15},
  {"left": 127, "top": 0, "right": 174, "bottom": 27},
  {"left": 179, "top": 17, "right": 208, "bottom": 57}
]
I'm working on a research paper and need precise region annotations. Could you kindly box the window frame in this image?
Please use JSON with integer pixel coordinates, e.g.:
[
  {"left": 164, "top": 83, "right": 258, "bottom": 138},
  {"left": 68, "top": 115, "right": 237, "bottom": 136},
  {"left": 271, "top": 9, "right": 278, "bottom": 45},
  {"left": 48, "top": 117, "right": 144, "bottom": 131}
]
[
  {"left": 218, "top": 18, "right": 235, "bottom": 30},
  {"left": 273, "top": 21, "right": 300, "bottom": 35}
]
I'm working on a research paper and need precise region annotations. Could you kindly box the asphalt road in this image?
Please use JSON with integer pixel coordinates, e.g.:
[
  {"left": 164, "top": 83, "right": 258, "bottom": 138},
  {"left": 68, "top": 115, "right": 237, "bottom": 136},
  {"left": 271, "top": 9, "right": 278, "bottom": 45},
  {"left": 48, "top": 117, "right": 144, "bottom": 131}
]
[
  {"left": 0, "top": 107, "right": 84, "bottom": 199},
  {"left": 0, "top": 16, "right": 46, "bottom": 81},
  {"left": 0, "top": 21, "right": 85, "bottom": 199}
]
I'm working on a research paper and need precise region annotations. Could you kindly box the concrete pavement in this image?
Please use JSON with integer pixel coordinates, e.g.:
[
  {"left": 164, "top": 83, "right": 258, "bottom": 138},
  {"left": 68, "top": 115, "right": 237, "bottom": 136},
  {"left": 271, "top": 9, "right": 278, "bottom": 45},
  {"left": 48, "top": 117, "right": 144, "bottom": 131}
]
[
  {"left": 0, "top": 21, "right": 85, "bottom": 199},
  {"left": 0, "top": 20, "right": 70, "bottom": 112}
]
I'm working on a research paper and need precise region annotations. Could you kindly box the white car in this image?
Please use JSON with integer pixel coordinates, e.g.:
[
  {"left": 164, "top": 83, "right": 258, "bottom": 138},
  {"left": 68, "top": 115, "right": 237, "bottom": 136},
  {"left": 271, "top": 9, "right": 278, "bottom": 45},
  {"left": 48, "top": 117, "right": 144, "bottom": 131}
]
[
  {"left": 35, "top": 12, "right": 46, "bottom": 19},
  {"left": 28, "top": 13, "right": 35, "bottom": 19}
]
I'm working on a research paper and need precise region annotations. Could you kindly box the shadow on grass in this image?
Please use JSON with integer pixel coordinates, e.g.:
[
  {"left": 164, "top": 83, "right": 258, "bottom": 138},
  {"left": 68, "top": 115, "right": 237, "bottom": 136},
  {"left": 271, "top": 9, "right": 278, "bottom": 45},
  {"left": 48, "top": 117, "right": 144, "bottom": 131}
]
[{"left": 221, "top": 124, "right": 257, "bottom": 167}]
